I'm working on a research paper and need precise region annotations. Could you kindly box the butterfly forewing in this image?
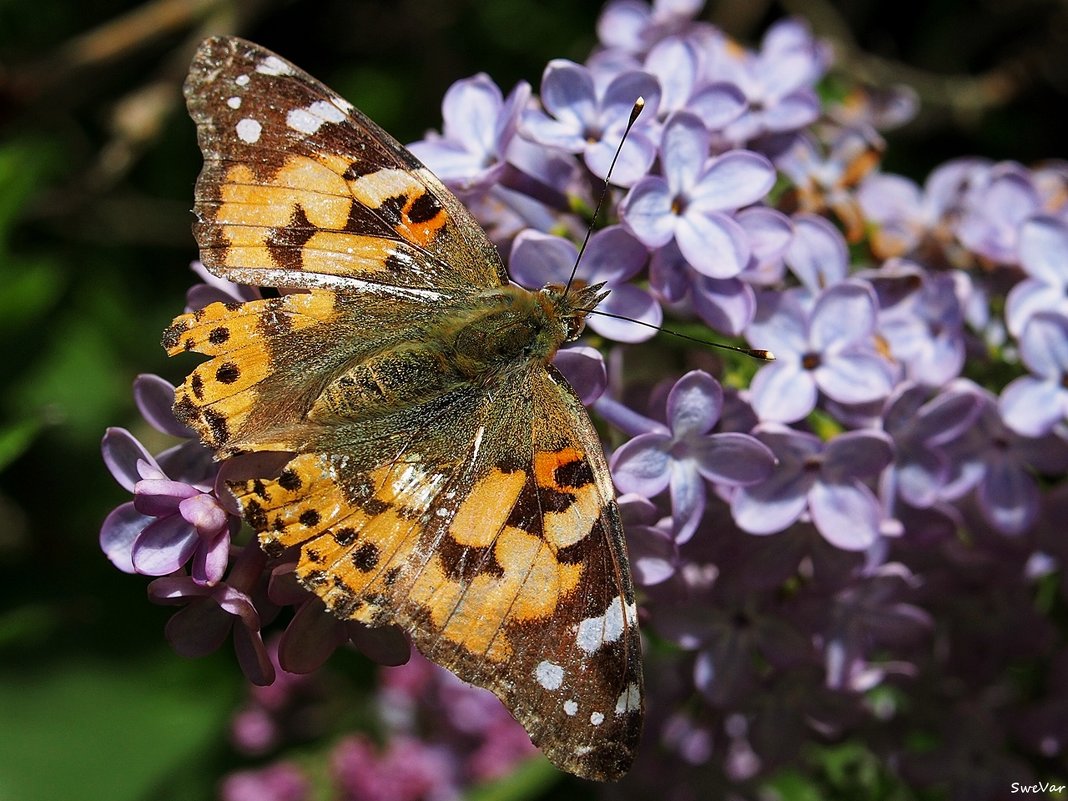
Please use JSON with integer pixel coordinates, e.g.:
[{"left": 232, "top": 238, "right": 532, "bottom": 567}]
[
  {"left": 174, "top": 35, "right": 644, "bottom": 781},
  {"left": 184, "top": 36, "right": 507, "bottom": 293}
]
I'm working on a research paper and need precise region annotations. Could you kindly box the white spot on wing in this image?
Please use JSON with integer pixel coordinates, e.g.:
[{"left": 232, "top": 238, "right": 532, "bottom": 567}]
[
  {"left": 576, "top": 597, "right": 631, "bottom": 654},
  {"left": 227, "top": 96, "right": 242, "bottom": 109},
  {"left": 535, "top": 660, "right": 564, "bottom": 690},
  {"left": 563, "top": 699, "right": 578, "bottom": 716},
  {"left": 256, "top": 55, "right": 292, "bottom": 76},
  {"left": 236, "top": 118, "right": 262, "bottom": 144},
  {"left": 235, "top": 74, "right": 250, "bottom": 86},
  {"left": 286, "top": 100, "right": 347, "bottom": 135},
  {"left": 614, "top": 682, "right": 641, "bottom": 715},
  {"left": 590, "top": 711, "right": 605, "bottom": 725}
]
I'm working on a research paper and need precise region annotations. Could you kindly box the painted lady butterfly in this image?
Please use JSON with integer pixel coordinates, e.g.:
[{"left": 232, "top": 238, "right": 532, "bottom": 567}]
[{"left": 166, "top": 36, "right": 642, "bottom": 780}]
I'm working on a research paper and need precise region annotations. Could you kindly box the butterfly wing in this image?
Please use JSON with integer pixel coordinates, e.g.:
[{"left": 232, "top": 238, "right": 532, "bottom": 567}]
[
  {"left": 232, "top": 365, "right": 643, "bottom": 780},
  {"left": 185, "top": 36, "right": 507, "bottom": 294}
]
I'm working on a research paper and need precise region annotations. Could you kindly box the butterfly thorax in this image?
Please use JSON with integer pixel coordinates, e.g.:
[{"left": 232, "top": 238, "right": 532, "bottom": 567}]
[{"left": 443, "top": 281, "right": 606, "bottom": 381}]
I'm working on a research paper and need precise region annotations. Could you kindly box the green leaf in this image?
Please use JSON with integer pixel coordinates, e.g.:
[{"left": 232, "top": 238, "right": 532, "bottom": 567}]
[{"left": 0, "top": 654, "right": 235, "bottom": 801}]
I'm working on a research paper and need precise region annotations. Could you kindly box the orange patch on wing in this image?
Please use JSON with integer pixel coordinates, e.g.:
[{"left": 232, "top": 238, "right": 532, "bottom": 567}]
[
  {"left": 448, "top": 469, "right": 526, "bottom": 547},
  {"left": 534, "top": 447, "right": 585, "bottom": 490},
  {"left": 347, "top": 167, "right": 448, "bottom": 249},
  {"left": 410, "top": 525, "right": 583, "bottom": 661}
]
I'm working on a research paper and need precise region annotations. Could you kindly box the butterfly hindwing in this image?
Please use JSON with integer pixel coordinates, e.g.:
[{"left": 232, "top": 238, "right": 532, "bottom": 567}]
[{"left": 232, "top": 366, "right": 641, "bottom": 780}]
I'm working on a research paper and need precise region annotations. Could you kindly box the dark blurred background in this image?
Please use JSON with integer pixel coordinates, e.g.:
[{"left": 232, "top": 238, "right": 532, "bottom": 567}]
[{"left": 0, "top": 1, "right": 1065, "bottom": 799}]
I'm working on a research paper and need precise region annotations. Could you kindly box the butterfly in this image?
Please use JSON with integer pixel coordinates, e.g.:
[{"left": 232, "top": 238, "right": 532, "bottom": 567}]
[{"left": 165, "top": 36, "right": 643, "bottom": 781}]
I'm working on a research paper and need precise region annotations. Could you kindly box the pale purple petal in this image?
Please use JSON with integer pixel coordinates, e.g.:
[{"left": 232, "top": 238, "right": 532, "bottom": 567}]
[
  {"left": 508, "top": 230, "right": 574, "bottom": 288},
  {"left": 1005, "top": 279, "right": 1068, "bottom": 337},
  {"left": 102, "top": 427, "right": 158, "bottom": 492},
  {"left": 689, "top": 151, "right": 776, "bottom": 212},
  {"left": 100, "top": 502, "right": 150, "bottom": 574},
  {"left": 591, "top": 283, "right": 661, "bottom": 342},
  {"left": 809, "top": 480, "right": 881, "bottom": 550},
  {"left": 553, "top": 345, "right": 607, "bottom": 405},
  {"left": 815, "top": 351, "right": 895, "bottom": 404},
  {"left": 621, "top": 176, "right": 676, "bottom": 246},
  {"left": 688, "top": 83, "right": 747, "bottom": 130},
  {"left": 165, "top": 601, "right": 232, "bottom": 657},
  {"left": 691, "top": 275, "right": 756, "bottom": 335},
  {"left": 133, "top": 479, "right": 199, "bottom": 516},
  {"left": 583, "top": 225, "right": 649, "bottom": 283},
  {"left": 440, "top": 74, "right": 503, "bottom": 153},
  {"left": 809, "top": 281, "right": 878, "bottom": 351},
  {"left": 760, "top": 89, "right": 820, "bottom": 131},
  {"left": 134, "top": 375, "right": 194, "bottom": 438},
  {"left": 676, "top": 210, "right": 751, "bottom": 278},
  {"left": 732, "top": 468, "right": 810, "bottom": 534},
  {"left": 132, "top": 515, "right": 198, "bottom": 575},
  {"left": 750, "top": 360, "right": 817, "bottom": 422},
  {"left": 628, "top": 524, "right": 678, "bottom": 586},
  {"left": 539, "top": 59, "right": 597, "bottom": 129},
  {"left": 660, "top": 112, "right": 709, "bottom": 194},
  {"left": 1019, "top": 311, "right": 1068, "bottom": 378},
  {"left": 977, "top": 458, "right": 1039, "bottom": 535},
  {"left": 690, "top": 432, "right": 775, "bottom": 485},
  {"left": 585, "top": 128, "right": 658, "bottom": 186},
  {"left": 1017, "top": 215, "right": 1068, "bottom": 284},
  {"left": 822, "top": 430, "right": 894, "bottom": 480},
  {"left": 786, "top": 214, "right": 848, "bottom": 293},
  {"left": 746, "top": 288, "right": 809, "bottom": 357},
  {"left": 192, "top": 527, "right": 231, "bottom": 585},
  {"left": 645, "top": 38, "right": 698, "bottom": 113},
  {"left": 600, "top": 70, "right": 662, "bottom": 124},
  {"left": 179, "top": 493, "right": 229, "bottom": 537},
  {"left": 595, "top": 395, "right": 668, "bottom": 438},
  {"left": 611, "top": 433, "right": 673, "bottom": 496},
  {"left": 666, "top": 369, "right": 722, "bottom": 438},
  {"left": 670, "top": 459, "right": 706, "bottom": 543},
  {"left": 999, "top": 376, "right": 1066, "bottom": 437}
]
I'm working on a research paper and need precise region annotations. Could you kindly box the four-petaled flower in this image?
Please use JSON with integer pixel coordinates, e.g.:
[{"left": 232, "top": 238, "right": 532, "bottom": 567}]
[
  {"left": 621, "top": 111, "right": 776, "bottom": 278},
  {"left": 605, "top": 370, "right": 776, "bottom": 542}
]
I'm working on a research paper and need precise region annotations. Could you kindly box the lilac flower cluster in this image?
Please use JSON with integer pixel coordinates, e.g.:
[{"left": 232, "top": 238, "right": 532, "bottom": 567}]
[
  {"left": 220, "top": 646, "right": 534, "bottom": 801},
  {"left": 101, "top": 0, "right": 1068, "bottom": 797}
]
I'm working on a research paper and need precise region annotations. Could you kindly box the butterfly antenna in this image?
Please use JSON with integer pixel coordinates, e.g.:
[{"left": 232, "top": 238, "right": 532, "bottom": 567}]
[
  {"left": 583, "top": 308, "right": 775, "bottom": 361},
  {"left": 564, "top": 97, "right": 646, "bottom": 295}
]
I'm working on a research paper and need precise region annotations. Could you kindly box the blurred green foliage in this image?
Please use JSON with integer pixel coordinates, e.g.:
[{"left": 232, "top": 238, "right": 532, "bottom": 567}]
[{"left": 0, "top": 1, "right": 1065, "bottom": 799}]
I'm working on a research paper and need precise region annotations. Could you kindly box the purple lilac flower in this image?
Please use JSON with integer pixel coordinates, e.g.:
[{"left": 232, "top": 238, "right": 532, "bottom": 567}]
[
  {"left": 220, "top": 762, "right": 310, "bottom": 801},
  {"left": 520, "top": 58, "right": 661, "bottom": 186},
  {"left": 621, "top": 111, "right": 776, "bottom": 277},
  {"left": 100, "top": 426, "right": 234, "bottom": 584},
  {"left": 943, "top": 386, "right": 1068, "bottom": 535},
  {"left": 856, "top": 159, "right": 985, "bottom": 262},
  {"left": 862, "top": 259, "right": 967, "bottom": 386},
  {"left": 148, "top": 543, "right": 276, "bottom": 685},
  {"left": 595, "top": 0, "right": 706, "bottom": 57},
  {"left": 776, "top": 128, "right": 882, "bottom": 243},
  {"left": 880, "top": 381, "right": 985, "bottom": 510},
  {"left": 745, "top": 281, "right": 897, "bottom": 423},
  {"left": 999, "top": 311, "right": 1068, "bottom": 436},
  {"left": 604, "top": 370, "right": 775, "bottom": 542},
  {"left": 643, "top": 36, "right": 747, "bottom": 128},
  {"left": 509, "top": 225, "right": 661, "bottom": 342},
  {"left": 1004, "top": 214, "right": 1068, "bottom": 336},
  {"left": 731, "top": 424, "right": 894, "bottom": 551},
  {"left": 956, "top": 161, "right": 1043, "bottom": 264},
  {"left": 332, "top": 734, "right": 458, "bottom": 801},
  {"left": 782, "top": 212, "right": 847, "bottom": 294},
  {"left": 711, "top": 19, "right": 826, "bottom": 145}
]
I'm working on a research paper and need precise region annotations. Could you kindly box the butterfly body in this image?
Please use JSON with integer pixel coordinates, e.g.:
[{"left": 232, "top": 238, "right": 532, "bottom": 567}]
[{"left": 169, "top": 36, "right": 642, "bottom": 781}]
